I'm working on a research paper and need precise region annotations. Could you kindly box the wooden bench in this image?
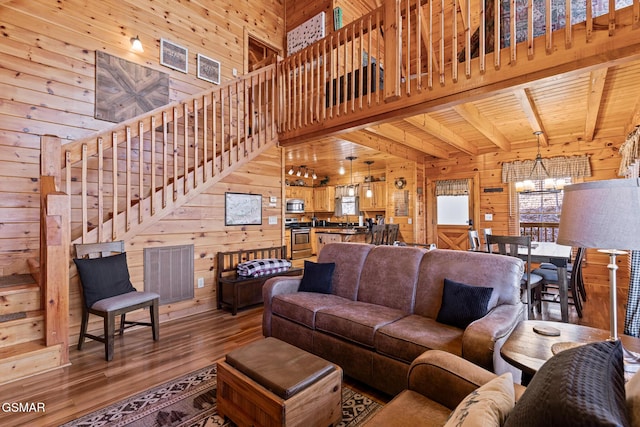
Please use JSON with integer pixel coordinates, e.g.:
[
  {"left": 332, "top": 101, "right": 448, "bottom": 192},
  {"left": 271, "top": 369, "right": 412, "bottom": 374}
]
[{"left": 217, "top": 246, "right": 303, "bottom": 315}]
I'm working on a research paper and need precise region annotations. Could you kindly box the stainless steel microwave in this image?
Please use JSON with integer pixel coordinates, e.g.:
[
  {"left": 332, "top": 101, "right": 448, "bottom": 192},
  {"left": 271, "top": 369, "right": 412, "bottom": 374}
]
[{"left": 286, "top": 198, "right": 305, "bottom": 213}]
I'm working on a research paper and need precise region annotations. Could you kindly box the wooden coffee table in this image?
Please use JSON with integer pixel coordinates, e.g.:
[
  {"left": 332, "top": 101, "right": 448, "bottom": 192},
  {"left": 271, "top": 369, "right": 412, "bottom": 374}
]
[{"left": 501, "top": 320, "right": 640, "bottom": 384}]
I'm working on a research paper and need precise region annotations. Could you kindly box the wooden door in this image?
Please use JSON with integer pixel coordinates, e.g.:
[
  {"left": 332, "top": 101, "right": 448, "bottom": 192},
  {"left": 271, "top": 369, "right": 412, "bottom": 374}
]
[{"left": 432, "top": 175, "right": 480, "bottom": 251}]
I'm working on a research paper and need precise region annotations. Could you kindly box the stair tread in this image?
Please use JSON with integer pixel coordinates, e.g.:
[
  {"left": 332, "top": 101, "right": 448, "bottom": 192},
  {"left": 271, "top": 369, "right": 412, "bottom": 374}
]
[
  {"left": 0, "top": 274, "right": 35, "bottom": 288},
  {"left": 0, "top": 282, "right": 40, "bottom": 295}
]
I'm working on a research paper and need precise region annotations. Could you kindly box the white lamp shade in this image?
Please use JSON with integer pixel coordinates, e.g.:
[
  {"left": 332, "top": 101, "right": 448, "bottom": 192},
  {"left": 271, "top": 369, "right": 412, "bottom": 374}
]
[{"left": 557, "top": 178, "right": 640, "bottom": 250}]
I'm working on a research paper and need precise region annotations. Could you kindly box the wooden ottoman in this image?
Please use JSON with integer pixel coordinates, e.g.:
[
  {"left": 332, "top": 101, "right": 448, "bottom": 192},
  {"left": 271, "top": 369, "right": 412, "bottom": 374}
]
[{"left": 217, "top": 337, "right": 343, "bottom": 427}]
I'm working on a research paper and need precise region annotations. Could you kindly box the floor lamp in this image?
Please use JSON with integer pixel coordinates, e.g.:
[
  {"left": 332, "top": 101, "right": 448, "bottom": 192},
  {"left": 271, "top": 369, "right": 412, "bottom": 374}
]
[{"left": 557, "top": 178, "right": 640, "bottom": 371}]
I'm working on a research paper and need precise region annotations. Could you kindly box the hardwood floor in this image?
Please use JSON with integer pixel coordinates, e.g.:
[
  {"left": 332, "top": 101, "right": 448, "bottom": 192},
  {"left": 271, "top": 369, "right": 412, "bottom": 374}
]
[{"left": 0, "top": 260, "right": 613, "bottom": 427}]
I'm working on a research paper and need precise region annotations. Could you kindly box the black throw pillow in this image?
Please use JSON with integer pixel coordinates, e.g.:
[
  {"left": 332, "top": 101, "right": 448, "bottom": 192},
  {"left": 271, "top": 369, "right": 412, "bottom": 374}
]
[
  {"left": 436, "top": 278, "right": 493, "bottom": 329},
  {"left": 74, "top": 252, "right": 136, "bottom": 308},
  {"left": 504, "top": 340, "right": 629, "bottom": 427},
  {"left": 298, "top": 260, "right": 336, "bottom": 294}
]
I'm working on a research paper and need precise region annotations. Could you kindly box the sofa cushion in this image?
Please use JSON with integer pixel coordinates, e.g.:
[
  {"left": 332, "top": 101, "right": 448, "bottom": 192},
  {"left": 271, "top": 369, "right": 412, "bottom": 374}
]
[
  {"left": 444, "top": 372, "right": 515, "bottom": 427},
  {"left": 414, "top": 250, "right": 523, "bottom": 319},
  {"left": 357, "top": 245, "right": 425, "bottom": 312},
  {"left": 504, "top": 340, "right": 628, "bottom": 427},
  {"left": 436, "top": 278, "right": 493, "bottom": 329},
  {"left": 375, "top": 315, "right": 463, "bottom": 363},
  {"left": 317, "top": 243, "right": 374, "bottom": 300},
  {"left": 272, "top": 293, "right": 352, "bottom": 329},
  {"left": 298, "top": 260, "right": 335, "bottom": 294},
  {"left": 363, "top": 389, "right": 451, "bottom": 427},
  {"left": 315, "top": 301, "right": 408, "bottom": 348}
]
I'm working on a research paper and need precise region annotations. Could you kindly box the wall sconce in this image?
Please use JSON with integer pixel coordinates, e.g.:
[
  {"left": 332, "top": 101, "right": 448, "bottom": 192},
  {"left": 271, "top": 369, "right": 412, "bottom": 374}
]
[
  {"left": 312, "top": 170, "right": 317, "bottom": 180},
  {"left": 130, "top": 35, "right": 144, "bottom": 52}
]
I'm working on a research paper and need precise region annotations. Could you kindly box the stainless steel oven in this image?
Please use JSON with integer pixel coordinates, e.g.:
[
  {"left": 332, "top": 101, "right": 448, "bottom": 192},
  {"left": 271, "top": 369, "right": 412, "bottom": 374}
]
[{"left": 291, "top": 227, "right": 312, "bottom": 259}]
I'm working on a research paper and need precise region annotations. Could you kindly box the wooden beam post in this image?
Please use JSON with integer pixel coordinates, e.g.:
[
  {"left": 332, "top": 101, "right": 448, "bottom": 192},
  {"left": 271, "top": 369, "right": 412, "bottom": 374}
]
[{"left": 384, "top": 0, "right": 402, "bottom": 101}]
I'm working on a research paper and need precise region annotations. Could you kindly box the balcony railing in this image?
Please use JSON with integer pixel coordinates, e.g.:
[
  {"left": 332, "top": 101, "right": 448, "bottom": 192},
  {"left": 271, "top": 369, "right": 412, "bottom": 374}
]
[{"left": 520, "top": 222, "right": 559, "bottom": 242}]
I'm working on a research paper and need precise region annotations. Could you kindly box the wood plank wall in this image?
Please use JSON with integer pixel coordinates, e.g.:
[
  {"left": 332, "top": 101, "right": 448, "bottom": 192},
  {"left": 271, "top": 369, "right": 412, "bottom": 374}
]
[
  {"left": 0, "top": 0, "right": 285, "bottom": 277},
  {"left": 425, "top": 135, "right": 630, "bottom": 300}
]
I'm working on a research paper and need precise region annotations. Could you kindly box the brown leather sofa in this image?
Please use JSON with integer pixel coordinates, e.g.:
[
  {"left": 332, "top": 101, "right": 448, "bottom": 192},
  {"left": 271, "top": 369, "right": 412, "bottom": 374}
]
[
  {"left": 362, "top": 350, "right": 526, "bottom": 426},
  {"left": 262, "top": 242, "right": 525, "bottom": 395}
]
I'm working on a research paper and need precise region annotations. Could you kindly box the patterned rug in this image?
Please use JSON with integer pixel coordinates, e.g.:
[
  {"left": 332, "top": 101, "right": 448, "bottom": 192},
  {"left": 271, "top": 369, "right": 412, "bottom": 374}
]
[{"left": 61, "top": 364, "right": 382, "bottom": 427}]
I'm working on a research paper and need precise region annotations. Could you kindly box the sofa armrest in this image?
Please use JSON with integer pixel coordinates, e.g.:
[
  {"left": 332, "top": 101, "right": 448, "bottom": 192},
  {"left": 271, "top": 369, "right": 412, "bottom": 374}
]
[
  {"left": 407, "top": 350, "right": 500, "bottom": 410},
  {"left": 261, "top": 275, "right": 302, "bottom": 336},
  {"left": 461, "top": 302, "right": 525, "bottom": 371}
]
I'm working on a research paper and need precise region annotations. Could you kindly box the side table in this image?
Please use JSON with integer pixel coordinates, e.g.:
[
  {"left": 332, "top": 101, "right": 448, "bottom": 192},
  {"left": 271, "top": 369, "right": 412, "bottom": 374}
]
[{"left": 501, "top": 320, "right": 640, "bottom": 385}]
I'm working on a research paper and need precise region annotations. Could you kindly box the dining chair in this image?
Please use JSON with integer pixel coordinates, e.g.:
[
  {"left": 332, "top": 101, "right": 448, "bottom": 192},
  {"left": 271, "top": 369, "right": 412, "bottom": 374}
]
[
  {"left": 468, "top": 230, "right": 480, "bottom": 251},
  {"left": 370, "top": 224, "right": 387, "bottom": 245},
  {"left": 533, "top": 247, "right": 586, "bottom": 318},
  {"left": 486, "top": 234, "right": 544, "bottom": 314},
  {"left": 537, "top": 247, "right": 587, "bottom": 302},
  {"left": 482, "top": 228, "right": 493, "bottom": 252},
  {"left": 386, "top": 224, "right": 399, "bottom": 245},
  {"left": 74, "top": 240, "right": 160, "bottom": 361}
]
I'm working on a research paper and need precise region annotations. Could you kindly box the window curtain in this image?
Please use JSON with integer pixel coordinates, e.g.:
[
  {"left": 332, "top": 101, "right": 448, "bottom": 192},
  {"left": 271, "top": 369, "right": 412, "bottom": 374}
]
[
  {"left": 501, "top": 155, "right": 591, "bottom": 183},
  {"left": 619, "top": 126, "right": 640, "bottom": 176},
  {"left": 435, "top": 179, "right": 469, "bottom": 196}
]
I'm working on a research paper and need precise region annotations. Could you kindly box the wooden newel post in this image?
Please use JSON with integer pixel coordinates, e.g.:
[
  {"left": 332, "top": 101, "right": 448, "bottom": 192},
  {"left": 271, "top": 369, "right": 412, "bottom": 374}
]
[
  {"left": 40, "top": 135, "right": 70, "bottom": 364},
  {"left": 384, "top": 0, "right": 402, "bottom": 101}
]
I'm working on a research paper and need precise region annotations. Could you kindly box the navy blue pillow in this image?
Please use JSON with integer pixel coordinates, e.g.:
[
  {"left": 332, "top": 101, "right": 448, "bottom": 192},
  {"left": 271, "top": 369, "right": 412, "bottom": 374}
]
[
  {"left": 436, "top": 278, "right": 493, "bottom": 329},
  {"left": 504, "top": 340, "right": 628, "bottom": 427},
  {"left": 298, "top": 260, "right": 336, "bottom": 294},
  {"left": 74, "top": 252, "right": 136, "bottom": 308}
]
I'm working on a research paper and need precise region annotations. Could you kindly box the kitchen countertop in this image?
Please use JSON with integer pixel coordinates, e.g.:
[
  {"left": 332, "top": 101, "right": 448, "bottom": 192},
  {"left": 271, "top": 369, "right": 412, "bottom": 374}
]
[{"left": 314, "top": 227, "right": 369, "bottom": 235}]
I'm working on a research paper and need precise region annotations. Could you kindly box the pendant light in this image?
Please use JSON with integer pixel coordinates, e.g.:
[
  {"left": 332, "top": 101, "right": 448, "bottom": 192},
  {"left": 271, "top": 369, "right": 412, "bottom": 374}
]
[
  {"left": 364, "top": 160, "right": 374, "bottom": 198},
  {"left": 346, "top": 156, "right": 357, "bottom": 196},
  {"left": 530, "top": 131, "right": 550, "bottom": 178}
]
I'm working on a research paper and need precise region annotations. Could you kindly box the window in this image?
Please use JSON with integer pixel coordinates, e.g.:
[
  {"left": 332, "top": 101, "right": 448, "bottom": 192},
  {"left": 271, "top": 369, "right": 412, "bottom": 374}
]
[
  {"left": 437, "top": 195, "right": 469, "bottom": 226},
  {"left": 517, "top": 178, "right": 571, "bottom": 242}
]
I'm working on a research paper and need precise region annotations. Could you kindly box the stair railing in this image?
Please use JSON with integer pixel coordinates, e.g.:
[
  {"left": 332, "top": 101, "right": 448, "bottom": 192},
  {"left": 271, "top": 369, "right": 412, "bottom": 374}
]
[{"left": 61, "top": 65, "right": 277, "bottom": 244}]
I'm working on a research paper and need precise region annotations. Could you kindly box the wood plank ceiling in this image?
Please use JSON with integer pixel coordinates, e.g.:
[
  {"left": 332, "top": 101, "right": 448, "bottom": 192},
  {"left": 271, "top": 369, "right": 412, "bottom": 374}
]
[{"left": 284, "top": 0, "right": 640, "bottom": 179}]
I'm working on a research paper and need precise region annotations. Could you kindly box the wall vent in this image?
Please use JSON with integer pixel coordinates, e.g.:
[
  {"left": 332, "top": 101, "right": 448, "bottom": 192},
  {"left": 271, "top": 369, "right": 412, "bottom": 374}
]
[{"left": 144, "top": 244, "right": 194, "bottom": 304}]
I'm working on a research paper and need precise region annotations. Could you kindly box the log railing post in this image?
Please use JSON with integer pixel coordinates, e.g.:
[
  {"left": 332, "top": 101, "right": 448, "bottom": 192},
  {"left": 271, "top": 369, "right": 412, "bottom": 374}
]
[{"left": 384, "top": 0, "right": 401, "bottom": 101}]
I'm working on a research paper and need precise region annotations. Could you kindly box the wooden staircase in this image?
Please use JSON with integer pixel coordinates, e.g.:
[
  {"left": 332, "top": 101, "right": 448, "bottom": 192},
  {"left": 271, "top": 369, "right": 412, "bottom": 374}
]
[{"left": 0, "top": 64, "right": 278, "bottom": 385}]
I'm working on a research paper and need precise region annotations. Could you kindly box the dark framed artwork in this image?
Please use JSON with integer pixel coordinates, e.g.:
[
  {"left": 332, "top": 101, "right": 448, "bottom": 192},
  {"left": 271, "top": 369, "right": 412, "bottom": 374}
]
[
  {"left": 197, "top": 54, "right": 221, "bottom": 84},
  {"left": 160, "top": 38, "right": 188, "bottom": 73},
  {"left": 225, "top": 193, "right": 262, "bottom": 225}
]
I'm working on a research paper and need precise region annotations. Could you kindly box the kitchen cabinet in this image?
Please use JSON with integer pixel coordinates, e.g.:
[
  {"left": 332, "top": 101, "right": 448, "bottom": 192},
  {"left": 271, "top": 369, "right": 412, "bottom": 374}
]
[
  {"left": 286, "top": 186, "right": 313, "bottom": 210},
  {"left": 285, "top": 229, "right": 292, "bottom": 259},
  {"left": 313, "top": 186, "right": 335, "bottom": 212},
  {"left": 310, "top": 228, "right": 317, "bottom": 255},
  {"left": 316, "top": 233, "right": 342, "bottom": 255},
  {"left": 359, "top": 181, "right": 387, "bottom": 210}
]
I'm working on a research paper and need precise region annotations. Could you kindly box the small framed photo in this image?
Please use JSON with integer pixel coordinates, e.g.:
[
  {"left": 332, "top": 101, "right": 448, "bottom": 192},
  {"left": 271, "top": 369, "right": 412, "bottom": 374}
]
[
  {"left": 197, "top": 54, "right": 221, "bottom": 84},
  {"left": 160, "top": 38, "right": 188, "bottom": 73}
]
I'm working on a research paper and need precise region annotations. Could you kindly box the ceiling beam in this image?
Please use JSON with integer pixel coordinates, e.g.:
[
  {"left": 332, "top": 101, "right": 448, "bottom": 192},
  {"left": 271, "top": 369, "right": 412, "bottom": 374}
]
[
  {"left": 453, "top": 104, "right": 511, "bottom": 151},
  {"left": 365, "top": 123, "right": 449, "bottom": 158},
  {"left": 403, "top": 114, "right": 478, "bottom": 155},
  {"left": 513, "top": 88, "right": 549, "bottom": 146},
  {"left": 584, "top": 68, "right": 608, "bottom": 141},
  {"left": 340, "top": 131, "right": 425, "bottom": 163}
]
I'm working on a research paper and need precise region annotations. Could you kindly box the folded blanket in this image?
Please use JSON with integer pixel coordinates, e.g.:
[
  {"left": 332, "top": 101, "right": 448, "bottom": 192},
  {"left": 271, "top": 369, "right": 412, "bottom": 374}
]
[{"left": 237, "top": 258, "right": 292, "bottom": 277}]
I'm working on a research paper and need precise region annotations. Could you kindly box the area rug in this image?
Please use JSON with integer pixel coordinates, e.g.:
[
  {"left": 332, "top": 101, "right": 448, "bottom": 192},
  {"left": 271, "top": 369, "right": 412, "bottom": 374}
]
[{"left": 61, "top": 364, "right": 382, "bottom": 427}]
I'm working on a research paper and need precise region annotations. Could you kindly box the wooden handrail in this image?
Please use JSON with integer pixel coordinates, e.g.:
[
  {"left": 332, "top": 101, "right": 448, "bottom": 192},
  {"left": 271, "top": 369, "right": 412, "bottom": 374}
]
[
  {"left": 277, "top": 0, "right": 640, "bottom": 143},
  {"left": 62, "top": 65, "right": 277, "bottom": 245}
]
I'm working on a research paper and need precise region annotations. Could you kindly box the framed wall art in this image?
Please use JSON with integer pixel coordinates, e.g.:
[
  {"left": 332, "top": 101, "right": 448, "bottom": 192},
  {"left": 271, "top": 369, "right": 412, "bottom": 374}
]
[
  {"left": 197, "top": 54, "right": 221, "bottom": 84},
  {"left": 160, "top": 38, "right": 188, "bottom": 73},
  {"left": 225, "top": 192, "right": 262, "bottom": 226}
]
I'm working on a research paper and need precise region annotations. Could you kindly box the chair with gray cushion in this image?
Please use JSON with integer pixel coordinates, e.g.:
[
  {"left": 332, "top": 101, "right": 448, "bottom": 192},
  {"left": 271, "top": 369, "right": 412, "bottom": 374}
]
[
  {"left": 370, "top": 224, "right": 387, "bottom": 245},
  {"left": 486, "top": 234, "right": 544, "bottom": 315},
  {"left": 386, "top": 224, "right": 400, "bottom": 245},
  {"left": 74, "top": 240, "right": 160, "bottom": 361},
  {"left": 468, "top": 230, "right": 481, "bottom": 251},
  {"left": 533, "top": 247, "right": 585, "bottom": 318}
]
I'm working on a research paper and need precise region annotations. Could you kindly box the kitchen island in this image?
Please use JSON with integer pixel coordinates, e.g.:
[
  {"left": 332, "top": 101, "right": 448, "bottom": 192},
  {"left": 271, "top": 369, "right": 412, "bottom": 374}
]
[{"left": 315, "top": 227, "right": 369, "bottom": 254}]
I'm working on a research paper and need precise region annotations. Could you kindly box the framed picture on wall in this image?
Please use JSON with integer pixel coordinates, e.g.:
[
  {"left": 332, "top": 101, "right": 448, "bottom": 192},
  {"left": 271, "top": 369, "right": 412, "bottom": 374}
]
[
  {"left": 197, "top": 54, "right": 221, "bottom": 84},
  {"left": 160, "top": 38, "right": 188, "bottom": 73},
  {"left": 225, "top": 192, "right": 262, "bottom": 225}
]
